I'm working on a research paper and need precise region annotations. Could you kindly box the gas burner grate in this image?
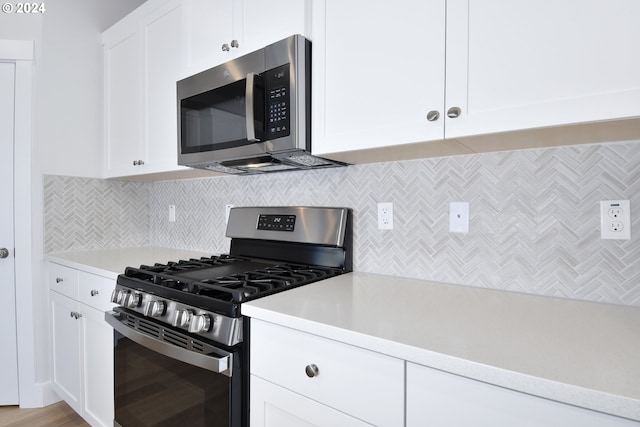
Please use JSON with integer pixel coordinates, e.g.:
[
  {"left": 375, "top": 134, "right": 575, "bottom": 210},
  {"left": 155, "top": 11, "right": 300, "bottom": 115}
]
[
  {"left": 121, "top": 258, "right": 344, "bottom": 310},
  {"left": 185, "top": 263, "right": 343, "bottom": 303}
]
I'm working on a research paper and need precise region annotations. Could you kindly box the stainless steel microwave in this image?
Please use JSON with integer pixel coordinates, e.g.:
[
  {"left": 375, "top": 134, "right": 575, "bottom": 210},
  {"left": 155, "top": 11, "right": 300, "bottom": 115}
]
[{"left": 177, "top": 34, "right": 346, "bottom": 175}]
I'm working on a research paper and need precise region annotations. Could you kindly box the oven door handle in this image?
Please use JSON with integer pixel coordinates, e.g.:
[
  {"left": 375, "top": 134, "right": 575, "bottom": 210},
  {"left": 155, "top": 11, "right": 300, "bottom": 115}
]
[{"left": 105, "top": 310, "right": 232, "bottom": 377}]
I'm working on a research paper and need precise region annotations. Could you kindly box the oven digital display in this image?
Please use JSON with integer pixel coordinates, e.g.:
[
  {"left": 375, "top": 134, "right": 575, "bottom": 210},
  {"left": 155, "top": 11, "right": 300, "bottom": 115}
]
[{"left": 257, "top": 214, "right": 296, "bottom": 231}]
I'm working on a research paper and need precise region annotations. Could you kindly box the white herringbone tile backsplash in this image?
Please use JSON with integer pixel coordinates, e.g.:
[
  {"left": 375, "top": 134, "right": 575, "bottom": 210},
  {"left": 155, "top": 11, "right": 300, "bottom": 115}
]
[
  {"left": 44, "top": 141, "right": 640, "bottom": 306},
  {"left": 43, "top": 176, "right": 149, "bottom": 252}
]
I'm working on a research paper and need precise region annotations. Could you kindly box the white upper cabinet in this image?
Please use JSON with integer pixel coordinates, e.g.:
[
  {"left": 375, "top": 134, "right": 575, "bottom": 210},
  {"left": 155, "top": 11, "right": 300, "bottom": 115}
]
[
  {"left": 312, "top": 0, "right": 640, "bottom": 161},
  {"left": 311, "top": 0, "right": 447, "bottom": 156},
  {"left": 141, "top": 1, "right": 185, "bottom": 173},
  {"left": 181, "top": 0, "right": 234, "bottom": 76},
  {"left": 103, "top": 0, "right": 187, "bottom": 178},
  {"left": 445, "top": 0, "right": 640, "bottom": 139},
  {"left": 182, "top": 0, "right": 310, "bottom": 77},
  {"left": 103, "top": 21, "right": 142, "bottom": 177}
]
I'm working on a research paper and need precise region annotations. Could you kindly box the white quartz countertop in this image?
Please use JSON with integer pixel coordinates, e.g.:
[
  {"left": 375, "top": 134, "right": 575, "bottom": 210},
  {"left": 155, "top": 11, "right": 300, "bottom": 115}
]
[
  {"left": 45, "top": 246, "right": 214, "bottom": 278},
  {"left": 241, "top": 272, "right": 640, "bottom": 422}
]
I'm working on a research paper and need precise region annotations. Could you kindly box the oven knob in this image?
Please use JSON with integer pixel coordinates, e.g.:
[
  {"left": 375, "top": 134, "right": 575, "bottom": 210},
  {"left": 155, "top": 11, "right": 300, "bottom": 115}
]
[
  {"left": 110, "top": 289, "right": 125, "bottom": 304},
  {"left": 173, "top": 309, "right": 193, "bottom": 328},
  {"left": 144, "top": 300, "right": 166, "bottom": 317},
  {"left": 123, "top": 292, "right": 141, "bottom": 308},
  {"left": 188, "top": 314, "right": 211, "bottom": 334}
]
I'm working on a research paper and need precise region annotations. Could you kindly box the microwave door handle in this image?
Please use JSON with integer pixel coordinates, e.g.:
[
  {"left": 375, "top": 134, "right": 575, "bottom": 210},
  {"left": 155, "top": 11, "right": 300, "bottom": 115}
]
[{"left": 245, "top": 72, "right": 260, "bottom": 142}]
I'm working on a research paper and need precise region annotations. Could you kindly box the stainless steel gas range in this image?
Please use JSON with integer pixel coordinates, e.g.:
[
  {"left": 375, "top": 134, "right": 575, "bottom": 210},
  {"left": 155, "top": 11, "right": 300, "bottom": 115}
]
[{"left": 105, "top": 206, "right": 352, "bottom": 427}]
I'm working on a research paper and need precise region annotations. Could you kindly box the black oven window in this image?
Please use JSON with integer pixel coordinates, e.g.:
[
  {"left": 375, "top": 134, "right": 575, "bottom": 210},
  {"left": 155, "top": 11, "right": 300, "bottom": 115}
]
[{"left": 114, "top": 335, "right": 233, "bottom": 427}]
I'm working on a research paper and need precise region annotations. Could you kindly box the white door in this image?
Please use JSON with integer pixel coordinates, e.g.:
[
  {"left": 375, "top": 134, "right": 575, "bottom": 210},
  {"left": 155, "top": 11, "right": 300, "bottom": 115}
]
[{"left": 0, "top": 61, "right": 19, "bottom": 405}]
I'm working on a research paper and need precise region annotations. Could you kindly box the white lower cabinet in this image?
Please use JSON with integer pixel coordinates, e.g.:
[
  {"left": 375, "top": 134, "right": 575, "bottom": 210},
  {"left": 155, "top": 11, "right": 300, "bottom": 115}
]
[
  {"left": 250, "top": 319, "right": 404, "bottom": 427},
  {"left": 251, "top": 375, "right": 371, "bottom": 427},
  {"left": 406, "top": 362, "right": 639, "bottom": 427},
  {"left": 49, "top": 263, "right": 115, "bottom": 427},
  {"left": 50, "top": 290, "right": 82, "bottom": 414}
]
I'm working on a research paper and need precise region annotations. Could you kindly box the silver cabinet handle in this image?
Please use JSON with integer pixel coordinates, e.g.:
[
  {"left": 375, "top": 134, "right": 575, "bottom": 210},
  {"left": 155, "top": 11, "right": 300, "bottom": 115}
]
[
  {"left": 0, "top": 248, "right": 9, "bottom": 258},
  {"left": 133, "top": 160, "right": 145, "bottom": 166},
  {"left": 305, "top": 364, "right": 319, "bottom": 378},
  {"left": 70, "top": 312, "right": 82, "bottom": 319},
  {"left": 90, "top": 290, "right": 99, "bottom": 297},
  {"left": 221, "top": 43, "right": 230, "bottom": 52},
  {"left": 447, "top": 107, "right": 462, "bottom": 118},
  {"left": 230, "top": 39, "right": 239, "bottom": 48},
  {"left": 56, "top": 277, "right": 64, "bottom": 283},
  {"left": 426, "top": 110, "right": 440, "bottom": 122}
]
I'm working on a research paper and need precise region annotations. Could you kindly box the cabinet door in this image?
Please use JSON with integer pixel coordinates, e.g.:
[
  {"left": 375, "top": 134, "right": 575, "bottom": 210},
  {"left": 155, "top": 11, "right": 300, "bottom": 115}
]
[
  {"left": 406, "top": 362, "right": 638, "bottom": 427},
  {"left": 237, "top": 0, "right": 309, "bottom": 55},
  {"left": 184, "top": 0, "right": 309, "bottom": 76},
  {"left": 445, "top": 0, "right": 640, "bottom": 139},
  {"left": 311, "top": 0, "right": 446, "bottom": 156},
  {"left": 141, "top": 0, "right": 188, "bottom": 175},
  {"left": 81, "top": 304, "right": 114, "bottom": 427},
  {"left": 182, "top": 0, "right": 235, "bottom": 76},
  {"left": 103, "top": 24, "right": 142, "bottom": 177},
  {"left": 50, "top": 291, "right": 82, "bottom": 415},
  {"left": 251, "top": 320, "right": 404, "bottom": 427},
  {"left": 251, "top": 376, "right": 372, "bottom": 427}
]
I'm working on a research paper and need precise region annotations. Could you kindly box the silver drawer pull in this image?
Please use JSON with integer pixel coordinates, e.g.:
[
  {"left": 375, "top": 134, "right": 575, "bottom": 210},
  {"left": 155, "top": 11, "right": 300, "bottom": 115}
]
[
  {"left": 90, "top": 290, "right": 99, "bottom": 297},
  {"left": 305, "top": 364, "right": 319, "bottom": 378},
  {"left": 56, "top": 277, "right": 63, "bottom": 283}
]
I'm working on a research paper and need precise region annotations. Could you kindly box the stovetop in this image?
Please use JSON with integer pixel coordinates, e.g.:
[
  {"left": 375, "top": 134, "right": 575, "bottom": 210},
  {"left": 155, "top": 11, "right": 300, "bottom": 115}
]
[{"left": 118, "top": 254, "right": 344, "bottom": 317}]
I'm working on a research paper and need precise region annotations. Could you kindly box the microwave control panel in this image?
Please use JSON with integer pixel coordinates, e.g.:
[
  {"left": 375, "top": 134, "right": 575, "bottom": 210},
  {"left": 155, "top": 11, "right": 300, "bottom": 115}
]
[{"left": 264, "top": 64, "right": 290, "bottom": 139}]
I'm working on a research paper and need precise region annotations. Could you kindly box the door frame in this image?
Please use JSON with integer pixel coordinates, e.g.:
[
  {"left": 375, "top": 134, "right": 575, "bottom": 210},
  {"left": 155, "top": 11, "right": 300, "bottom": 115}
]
[{"left": 1, "top": 40, "right": 43, "bottom": 408}]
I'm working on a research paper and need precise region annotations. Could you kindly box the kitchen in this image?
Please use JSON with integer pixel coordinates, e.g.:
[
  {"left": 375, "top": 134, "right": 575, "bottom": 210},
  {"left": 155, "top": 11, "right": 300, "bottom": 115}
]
[{"left": 1, "top": 0, "right": 640, "bottom": 426}]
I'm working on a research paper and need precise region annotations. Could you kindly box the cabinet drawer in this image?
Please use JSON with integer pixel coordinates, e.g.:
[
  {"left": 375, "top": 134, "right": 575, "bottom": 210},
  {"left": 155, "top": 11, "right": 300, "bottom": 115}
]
[
  {"left": 406, "top": 362, "right": 638, "bottom": 427},
  {"left": 250, "top": 320, "right": 404, "bottom": 427},
  {"left": 49, "top": 263, "right": 79, "bottom": 299},
  {"left": 78, "top": 272, "right": 116, "bottom": 312}
]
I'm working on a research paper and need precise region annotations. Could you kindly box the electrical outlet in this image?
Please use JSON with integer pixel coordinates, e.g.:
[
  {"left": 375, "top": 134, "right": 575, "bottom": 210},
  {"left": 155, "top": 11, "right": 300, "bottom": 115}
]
[
  {"left": 449, "top": 201, "right": 469, "bottom": 233},
  {"left": 600, "top": 200, "right": 630, "bottom": 240},
  {"left": 378, "top": 202, "right": 393, "bottom": 230},
  {"left": 225, "top": 204, "right": 234, "bottom": 224},
  {"left": 168, "top": 205, "right": 176, "bottom": 222}
]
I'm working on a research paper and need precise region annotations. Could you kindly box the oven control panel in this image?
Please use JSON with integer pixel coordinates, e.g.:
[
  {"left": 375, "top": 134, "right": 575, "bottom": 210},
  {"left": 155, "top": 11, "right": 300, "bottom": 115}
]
[{"left": 257, "top": 214, "right": 296, "bottom": 232}]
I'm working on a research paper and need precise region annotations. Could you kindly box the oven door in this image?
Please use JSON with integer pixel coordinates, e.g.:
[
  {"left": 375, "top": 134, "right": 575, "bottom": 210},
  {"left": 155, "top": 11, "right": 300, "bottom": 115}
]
[{"left": 105, "top": 309, "right": 245, "bottom": 427}]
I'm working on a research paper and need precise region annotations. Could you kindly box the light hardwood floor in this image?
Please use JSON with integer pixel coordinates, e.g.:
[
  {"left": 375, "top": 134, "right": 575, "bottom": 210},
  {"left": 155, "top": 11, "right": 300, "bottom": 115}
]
[{"left": 0, "top": 401, "right": 88, "bottom": 427}]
